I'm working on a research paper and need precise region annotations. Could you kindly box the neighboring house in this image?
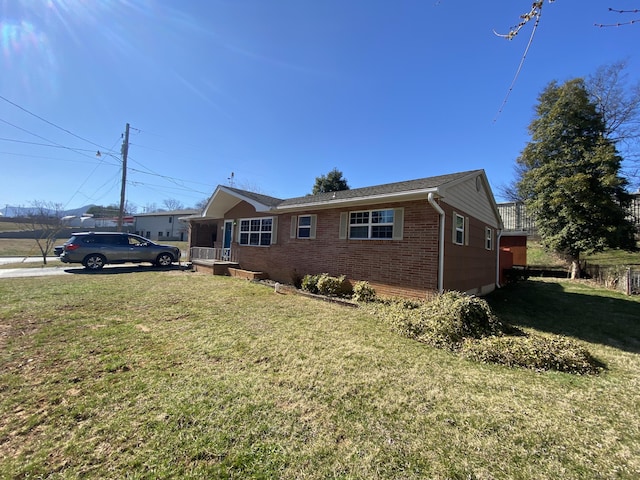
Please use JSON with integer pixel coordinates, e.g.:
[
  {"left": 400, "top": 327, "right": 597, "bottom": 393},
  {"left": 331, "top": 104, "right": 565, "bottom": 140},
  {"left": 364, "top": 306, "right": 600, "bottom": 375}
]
[
  {"left": 61, "top": 215, "right": 134, "bottom": 229},
  {"left": 134, "top": 210, "right": 197, "bottom": 241},
  {"left": 188, "top": 170, "right": 504, "bottom": 299}
]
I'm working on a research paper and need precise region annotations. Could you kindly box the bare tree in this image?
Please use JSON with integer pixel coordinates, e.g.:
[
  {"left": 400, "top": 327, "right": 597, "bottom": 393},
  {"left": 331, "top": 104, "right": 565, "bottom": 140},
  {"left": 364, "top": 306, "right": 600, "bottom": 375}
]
[
  {"left": 495, "top": 2, "right": 638, "bottom": 40},
  {"left": 142, "top": 202, "right": 158, "bottom": 213},
  {"left": 18, "top": 201, "right": 66, "bottom": 265},
  {"left": 193, "top": 198, "right": 209, "bottom": 212},
  {"left": 162, "top": 199, "right": 184, "bottom": 211},
  {"left": 586, "top": 60, "right": 640, "bottom": 187}
]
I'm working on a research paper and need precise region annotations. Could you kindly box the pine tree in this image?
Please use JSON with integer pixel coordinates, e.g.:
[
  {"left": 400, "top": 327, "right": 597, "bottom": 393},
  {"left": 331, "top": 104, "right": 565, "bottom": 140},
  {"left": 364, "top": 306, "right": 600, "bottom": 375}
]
[
  {"left": 516, "top": 79, "right": 636, "bottom": 278},
  {"left": 311, "top": 168, "right": 350, "bottom": 194}
]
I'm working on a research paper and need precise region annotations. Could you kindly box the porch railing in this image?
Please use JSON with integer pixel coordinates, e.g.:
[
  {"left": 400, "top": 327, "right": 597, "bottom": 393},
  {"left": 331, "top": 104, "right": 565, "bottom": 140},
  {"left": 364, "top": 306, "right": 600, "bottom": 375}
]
[{"left": 189, "top": 247, "right": 237, "bottom": 263}]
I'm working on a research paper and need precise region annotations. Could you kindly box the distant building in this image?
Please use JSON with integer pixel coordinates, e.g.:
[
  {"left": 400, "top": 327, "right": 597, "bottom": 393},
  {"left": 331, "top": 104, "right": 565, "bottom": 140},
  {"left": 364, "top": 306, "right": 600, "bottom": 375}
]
[
  {"left": 497, "top": 192, "right": 640, "bottom": 235},
  {"left": 134, "top": 210, "right": 197, "bottom": 241}
]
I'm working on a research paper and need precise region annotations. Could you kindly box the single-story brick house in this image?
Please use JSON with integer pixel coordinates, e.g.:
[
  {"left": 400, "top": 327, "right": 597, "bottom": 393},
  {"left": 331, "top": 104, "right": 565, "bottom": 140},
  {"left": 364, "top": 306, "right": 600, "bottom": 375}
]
[{"left": 188, "top": 169, "right": 504, "bottom": 299}]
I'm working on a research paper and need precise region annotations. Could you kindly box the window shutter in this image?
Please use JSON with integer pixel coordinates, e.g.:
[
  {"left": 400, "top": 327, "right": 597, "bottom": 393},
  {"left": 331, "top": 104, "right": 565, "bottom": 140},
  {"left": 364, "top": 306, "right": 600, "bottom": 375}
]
[
  {"left": 465, "top": 217, "right": 470, "bottom": 246},
  {"left": 339, "top": 212, "right": 348, "bottom": 239},
  {"left": 392, "top": 208, "right": 404, "bottom": 240},
  {"left": 310, "top": 214, "right": 317, "bottom": 239},
  {"left": 271, "top": 217, "right": 278, "bottom": 244},
  {"left": 452, "top": 213, "right": 457, "bottom": 244},
  {"left": 290, "top": 215, "right": 297, "bottom": 238}
]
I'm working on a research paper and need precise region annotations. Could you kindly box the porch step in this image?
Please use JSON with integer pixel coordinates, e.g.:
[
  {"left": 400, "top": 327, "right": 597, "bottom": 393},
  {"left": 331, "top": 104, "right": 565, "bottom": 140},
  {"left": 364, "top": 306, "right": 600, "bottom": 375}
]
[{"left": 192, "top": 260, "right": 239, "bottom": 276}]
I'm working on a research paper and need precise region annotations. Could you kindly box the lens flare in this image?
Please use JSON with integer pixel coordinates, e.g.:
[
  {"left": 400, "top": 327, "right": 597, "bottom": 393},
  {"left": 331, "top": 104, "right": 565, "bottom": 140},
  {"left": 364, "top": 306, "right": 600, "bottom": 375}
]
[{"left": 0, "top": 19, "right": 57, "bottom": 96}]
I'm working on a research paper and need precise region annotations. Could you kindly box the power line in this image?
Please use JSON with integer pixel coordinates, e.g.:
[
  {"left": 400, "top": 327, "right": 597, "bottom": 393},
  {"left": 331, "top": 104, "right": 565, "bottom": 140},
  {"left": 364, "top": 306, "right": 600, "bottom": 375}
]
[
  {"left": 0, "top": 116, "right": 115, "bottom": 164},
  {"left": 0, "top": 93, "right": 108, "bottom": 150},
  {"left": 0, "top": 98, "right": 215, "bottom": 204}
]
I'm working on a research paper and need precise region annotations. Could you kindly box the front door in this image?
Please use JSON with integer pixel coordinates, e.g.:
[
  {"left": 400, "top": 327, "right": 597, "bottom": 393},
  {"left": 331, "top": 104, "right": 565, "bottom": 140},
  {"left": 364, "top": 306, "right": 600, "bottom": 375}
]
[{"left": 223, "top": 220, "right": 233, "bottom": 260}]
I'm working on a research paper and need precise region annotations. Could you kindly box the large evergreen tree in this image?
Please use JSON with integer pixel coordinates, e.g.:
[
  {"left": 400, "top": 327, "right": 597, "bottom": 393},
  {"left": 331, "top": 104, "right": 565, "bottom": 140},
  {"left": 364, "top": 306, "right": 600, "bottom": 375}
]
[
  {"left": 311, "top": 168, "right": 350, "bottom": 194},
  {"left": 516, "top": 79, "right": 636, "bottom": 278}
]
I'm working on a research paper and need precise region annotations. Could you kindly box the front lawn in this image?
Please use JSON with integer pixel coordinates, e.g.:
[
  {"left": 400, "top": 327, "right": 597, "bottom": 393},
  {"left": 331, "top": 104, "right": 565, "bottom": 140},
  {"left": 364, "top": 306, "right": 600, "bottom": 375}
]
[{"left": 1, "top": 272, "right": 639, "bottom": 479}]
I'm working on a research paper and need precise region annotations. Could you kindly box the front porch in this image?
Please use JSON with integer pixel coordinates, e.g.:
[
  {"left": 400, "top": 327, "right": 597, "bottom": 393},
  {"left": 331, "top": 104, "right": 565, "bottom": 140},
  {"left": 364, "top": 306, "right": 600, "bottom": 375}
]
[{"left": 189, "top": 247, "right": 268, "bottom": 281}]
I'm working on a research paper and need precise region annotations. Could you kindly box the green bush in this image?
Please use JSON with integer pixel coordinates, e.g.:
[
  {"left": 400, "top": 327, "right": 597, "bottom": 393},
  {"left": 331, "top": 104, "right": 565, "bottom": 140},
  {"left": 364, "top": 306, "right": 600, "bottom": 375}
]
[
  {"left": 352, "top": 281, "right": 377, "bottom": 303},
  {"left": 461, "top": 334, "right": 604, "bottom": 374},
  {"left": 301, "top": 273, "right": 352, "bottom": 297},
  {"left": 301, "top": 274, "right": 320, "bottom": 294},
  {"left": 316, "top": 273, "right": 352, "bottom": 297}
]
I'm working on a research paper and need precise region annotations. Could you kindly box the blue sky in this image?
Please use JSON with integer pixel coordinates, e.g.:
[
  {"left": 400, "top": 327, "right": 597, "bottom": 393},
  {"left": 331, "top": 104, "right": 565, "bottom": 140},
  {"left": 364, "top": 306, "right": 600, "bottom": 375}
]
[{"left": 1, "top": 0, "right": 639, "bottom": 212}]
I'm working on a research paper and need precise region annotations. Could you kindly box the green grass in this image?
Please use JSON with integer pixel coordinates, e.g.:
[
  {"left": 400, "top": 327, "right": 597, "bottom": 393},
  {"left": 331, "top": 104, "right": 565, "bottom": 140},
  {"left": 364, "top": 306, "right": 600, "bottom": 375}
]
[
  {"left": 527, "top": 239, "right": 640, "bottom": 267},
  {"left": 1, "top": 272, "right": 639, "bottom": 479},
  {"left": 0, "top": 221, "right": 22, "bottom": 232}
]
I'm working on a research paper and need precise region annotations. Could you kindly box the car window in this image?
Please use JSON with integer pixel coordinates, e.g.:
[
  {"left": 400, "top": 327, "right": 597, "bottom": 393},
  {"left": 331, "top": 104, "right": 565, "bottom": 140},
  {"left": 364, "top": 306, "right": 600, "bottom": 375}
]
[{"left": 128, "top": 236, "right": 146, "bottom": 246}]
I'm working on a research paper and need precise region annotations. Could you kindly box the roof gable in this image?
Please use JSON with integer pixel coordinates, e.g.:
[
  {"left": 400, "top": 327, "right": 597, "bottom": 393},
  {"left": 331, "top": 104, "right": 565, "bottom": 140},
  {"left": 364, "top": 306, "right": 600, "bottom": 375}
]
[{"left": 201, "top": 186, "right": 283, "bottom": 218}]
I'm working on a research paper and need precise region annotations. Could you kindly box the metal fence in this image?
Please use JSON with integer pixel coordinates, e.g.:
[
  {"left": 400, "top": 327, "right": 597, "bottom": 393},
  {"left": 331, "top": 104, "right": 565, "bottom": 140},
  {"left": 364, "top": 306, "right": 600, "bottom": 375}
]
[
  {"left": 583, "top": 264, "right": 640, "bottom": 295},
  {"left": 498, "top": 193, "right": 640, "bottom": 234},
  {"left": 497, "top": 202, "right": 537, "bottom": 234}
]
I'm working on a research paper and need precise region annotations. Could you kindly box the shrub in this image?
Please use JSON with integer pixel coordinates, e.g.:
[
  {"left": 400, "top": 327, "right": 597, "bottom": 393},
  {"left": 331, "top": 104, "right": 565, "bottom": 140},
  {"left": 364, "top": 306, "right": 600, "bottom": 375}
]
[
  {"left": 301, "top": 274, "right": 320, "bottom": 294},
  {"left": 370, "top": 290, "right": 602, "bottom": 374},
  {"left": 301, "top": 273, "right": 352, "bottom": 297},
  {"left": 379, "top": 291, "right": 507, "bottom": 350},
  {"left": 316, "top": 273, "right": 351, "bottom": 297},
  {"left": 352, "top": 281, "right": 376, "bottom": 303},
  {"left": 461, "top": 334, "right": 604, "bottom": 374},
  {"left": 291, "top": 271, "right": 304, "bottom": 290},
  {"left": 418, "top": 292, "right": 507, "bottom": 348}
]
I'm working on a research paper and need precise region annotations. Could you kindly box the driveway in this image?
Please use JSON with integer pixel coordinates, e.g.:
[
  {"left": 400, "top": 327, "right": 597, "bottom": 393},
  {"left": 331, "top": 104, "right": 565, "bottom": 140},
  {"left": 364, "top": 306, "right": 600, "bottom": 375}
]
[
  {"left": 0, "top": 257, "right": 190, "bottom": 278},
  {"left": 0, "top": 266, "right": 75, "bottom": 278}
]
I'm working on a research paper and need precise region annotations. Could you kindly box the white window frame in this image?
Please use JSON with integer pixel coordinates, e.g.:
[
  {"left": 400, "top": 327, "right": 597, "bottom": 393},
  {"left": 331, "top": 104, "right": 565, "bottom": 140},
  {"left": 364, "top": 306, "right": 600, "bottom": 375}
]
[
  {"left": 349, "top": 209, "right": 394, "bottom": 239},
  {"left": 453, "top": 212, "right": 468, "bottom": 246},
  {"left": 485, "top": 227, "right": 493, "bottom": 250},
  {"left": 238, "top": 217, "right": 274, "bottom": 246},
  {"left": 293, "top": 214, "right": 316, "bottom": 239}
]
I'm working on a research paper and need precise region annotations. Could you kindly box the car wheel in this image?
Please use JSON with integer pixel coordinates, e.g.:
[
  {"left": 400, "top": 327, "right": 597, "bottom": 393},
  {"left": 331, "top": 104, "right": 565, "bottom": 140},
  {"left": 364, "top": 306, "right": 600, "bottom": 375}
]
[
  {"left": 155, "top": 253, "right": 174, "bottom": 267},
  {"left": 83, "top": 254, "right": 106, "bottom": 270}
]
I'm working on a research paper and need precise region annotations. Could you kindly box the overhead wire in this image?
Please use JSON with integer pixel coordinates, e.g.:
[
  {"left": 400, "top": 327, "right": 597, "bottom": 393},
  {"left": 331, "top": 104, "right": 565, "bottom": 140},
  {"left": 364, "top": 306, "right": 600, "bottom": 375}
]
[
  {"left": 493, "top": 9, "right": 542, "bottom": 122},
  {"left": 1, "top": 95, "right": 214, "bottom": 206},
  {"left": 0, "top": 93, "right": 108, "bottom": 150}
]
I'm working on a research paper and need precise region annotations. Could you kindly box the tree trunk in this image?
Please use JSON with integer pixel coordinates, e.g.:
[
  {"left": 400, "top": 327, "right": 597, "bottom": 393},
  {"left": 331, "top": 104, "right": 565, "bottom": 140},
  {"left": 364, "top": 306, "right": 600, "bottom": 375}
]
[{"left": 570, "top": 257, "right": 580, "bottom": 279}]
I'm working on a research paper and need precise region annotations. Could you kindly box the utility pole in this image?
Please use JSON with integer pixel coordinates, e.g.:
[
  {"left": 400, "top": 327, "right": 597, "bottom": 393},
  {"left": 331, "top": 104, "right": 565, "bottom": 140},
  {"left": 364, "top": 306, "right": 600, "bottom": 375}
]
[{"left": 117, "top": 123, "right": 130, "bottom": 232}]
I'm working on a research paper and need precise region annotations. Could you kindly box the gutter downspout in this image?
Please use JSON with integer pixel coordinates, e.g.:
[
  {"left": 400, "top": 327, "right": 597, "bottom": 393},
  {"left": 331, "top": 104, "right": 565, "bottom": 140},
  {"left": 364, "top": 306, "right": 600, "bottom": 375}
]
[
  {"left": 496, "top": 229, "right": 503, "bottom": 288},
  {"left": 428, "top": 192, "right": 445, "bottom": 294}
]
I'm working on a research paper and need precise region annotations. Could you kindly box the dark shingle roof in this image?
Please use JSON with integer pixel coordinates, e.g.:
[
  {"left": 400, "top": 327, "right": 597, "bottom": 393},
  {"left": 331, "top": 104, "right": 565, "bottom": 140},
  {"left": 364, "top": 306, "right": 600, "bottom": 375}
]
[
  {"left": 278, "top": 170, "right": 480, "bottom": 208},
  {"left": 223, "top": 187, "right": 284, "bottom": 207}
]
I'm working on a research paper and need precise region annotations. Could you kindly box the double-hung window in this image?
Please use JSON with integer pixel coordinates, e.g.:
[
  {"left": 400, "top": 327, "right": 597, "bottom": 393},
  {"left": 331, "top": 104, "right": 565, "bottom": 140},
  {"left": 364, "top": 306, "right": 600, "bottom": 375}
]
[
  {"left": 290, "top": 215, "right": 317, "bottom": 239},
  {"left": 485, "top": 227, "right": 493, "bottom": 250},
  {"left": 239, "top": 217, "right": 273, "bottom": 246},
  {"left": 349, "top": 209, "right": 394, "bottom": 239},
  {"left": 453, "top": 213, "right": 468, "bottom": 246},
  {"left": 297, "top": 215, "right": 312, "bottom": 238}
]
